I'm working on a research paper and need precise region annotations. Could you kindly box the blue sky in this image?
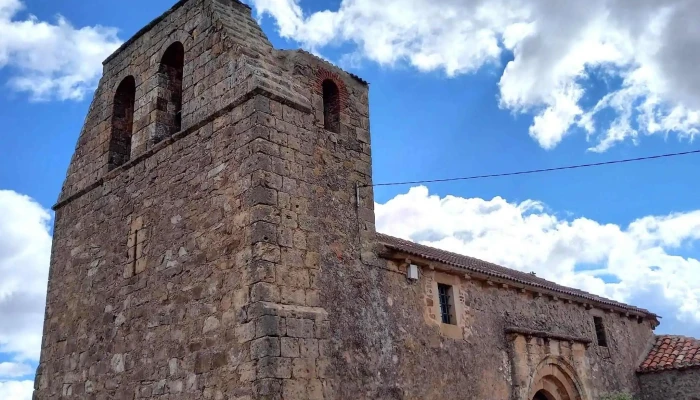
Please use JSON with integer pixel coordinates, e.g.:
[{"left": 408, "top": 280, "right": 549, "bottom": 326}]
[{"left": 2, "top": 0, "right": 700, "bottom": 397}]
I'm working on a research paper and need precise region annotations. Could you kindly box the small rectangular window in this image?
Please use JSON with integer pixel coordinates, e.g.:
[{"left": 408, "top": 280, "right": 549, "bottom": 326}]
[
  {"left": 437, "top": 284, "right": 455, "bottom": 325},
  {"left": 594, "top": 316, "right": 608, "bottom": 347}
]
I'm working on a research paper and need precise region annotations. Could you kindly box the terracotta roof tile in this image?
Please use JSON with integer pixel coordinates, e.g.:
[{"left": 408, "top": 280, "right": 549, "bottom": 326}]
[
  {"left": 377, "top": 233, "right": 657, "bottom": 317},
  {"left": 638, "top": 335, "right": 700, "bottom": 373}
]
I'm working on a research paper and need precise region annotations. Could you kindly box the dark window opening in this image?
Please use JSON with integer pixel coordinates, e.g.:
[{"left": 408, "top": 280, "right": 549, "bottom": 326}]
[
  {"left": 130, "top": 228, "right": 140, "bottom": 276},
  {"left": 322, "top": 79, "right": 340, "bottom": 133},
  {"left": 594, "top": 316, "right": 608, "bottom": 347},
  {"left": 156, "top": 42, "right": 184, "bottom": 141},
  {"left": 109, "top": 76, "right": 136, "bottom": 170},
  {"left": 438, "top": 283, "right": 454, "bottom": 325}
]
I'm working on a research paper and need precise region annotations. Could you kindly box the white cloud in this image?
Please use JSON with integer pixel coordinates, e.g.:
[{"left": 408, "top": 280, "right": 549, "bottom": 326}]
[
  {"left": 0, "top": 362, "right": 32, "bottom": 379},
  {"left": 249, "top": 0, "right": 700, "bottom": 152},
  {"left": 0, "top": 190, "right": 52, "bottom": 362},
  {"left": 0, "top": 380, "right": 33, "bottom": 400},
  {"left": 0, "top": 0, "right": 122, "bottom": 101},
  {"left": 375, "top": 186, "right": 700, "bottom": 332}
]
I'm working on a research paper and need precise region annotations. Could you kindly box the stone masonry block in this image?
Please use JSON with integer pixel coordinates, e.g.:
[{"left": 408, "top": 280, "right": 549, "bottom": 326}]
[
  {"left": 283, "top": 379, "right": 308, "bottom": 399},
  {"left": 239, "top": 366, "right": 256, "bottom": 385},
  {"left": 286, "top": 318, "right": 315, "bottom": 338},
  {"left": 304, "top": 252, "right": 320, "bottom": 269},
  {"left": 281, "top": 287, "right": 306, "bottom": 305},
  {"left": 251, "top": 138, "right": 280, "bottom": 158},
  {"left": 248, "top": 124, "right": 273, "bottom": 143},
  {"left": 244, "top": 259, "right": 277, "bottom": 285},
  {"left": 305, "top": 290, "right": 320, "bottom": 307},
  {"left": 254, "top": 378, "right": 282, "bottom": 398},
  {"left": 292, "top": 230, "right": 306, "bottom": 249},
  {"left": 257, "top": 357, "right": 292, "bottom": 379},
  {"left": 251, "top": 169, "right": 283, "bottom": 191},
  {"left": 194, "top": 352, "right": 211, "bottom": 374},
  {"left": 280, "top": 209, "right": 298, "bottom": 228},
  {"left": 316, "top": 358, "right": 330, "bottom": 379},
  {"left": 280, "top": 337, "right": 300, "bottom": 358},
  {"left": 246, "top": 186, "right": 277, "bottom": 207},
  {"left": 234, "top": 288, "right": 250, "bottom": 310},
  {"left": 256, "top": 315, "right": 285, "bottom": 338},
  {"left": 135, "top": 257, "right": 147, "bottom": 274},
  {"left": 299, "top": 339, "right": 319, "bottom": 358},
  {"left": 318, "top": 340, "right": 331, "bottom": 358},
  {"left": 308, "top": 379, "right": 324, "bottom": 400},
  {"left": 251, "top": 282, "right": 280, "bottom": 303},
  {"left": 249, "top": 221, "right": 278, "bottom": 245},
  {"left": 277, "top": 266, "right": 309, "bottom": 289},
  {"left": 239, "top": 151, "right": 271, "bottom": 176},
  {"left": 250, "top": 337, "right": 281, "bottom": 360},
  {"left": 292, "top": 357, "right": 316, "bottom": 379},
  {"left": 278, "top": 227, "right": 294, "bottom": 248},
  {"left": 269, "top": 127, "right": 288, "bottom": 147},
  {"left": 250, "top": 204, "right": 281, "bottom": 224},
  {"left": 281, "top": 248, "right": 305, "bottom": 267},
  {"left": 252, "top": 243, "right": 281, "bottom": 263},
  {"left": 253, "top": 95, "right": 271, "bottom": 114},
  {"left": 315, "top": 320, "right": 330, "bottom": 339}
]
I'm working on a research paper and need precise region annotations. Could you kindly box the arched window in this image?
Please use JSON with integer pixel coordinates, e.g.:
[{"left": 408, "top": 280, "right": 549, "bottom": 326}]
[
  {"left": 109, "top": 76, "right": 136, "bottom": 170},
  {"left": 322, "top": 79, "right": 340, "bottom": 133},
  {"left": 156, "top": 42, "right": 184, "bottom": 140}
]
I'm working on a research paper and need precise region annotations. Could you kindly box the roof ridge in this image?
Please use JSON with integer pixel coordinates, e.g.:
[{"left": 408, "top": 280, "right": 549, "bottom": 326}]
[
  {"left": 380, "top": 234, "right": 563, "bottom": 282},
  {"left": 656, "top": 334, "right": 700, "bottom": 340}
]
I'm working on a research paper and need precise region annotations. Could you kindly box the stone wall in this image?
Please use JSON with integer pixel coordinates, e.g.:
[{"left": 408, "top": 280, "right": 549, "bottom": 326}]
[
  {"left": 37, "top": 0, "right": 659, "bottom": 399},
  {"left": 37, "top": 0, "right": 374, "bottom": 398},
  {"left": 225, "top": 54, "right": 373, "bottom": 398},
  {"left": 340, "top": 260, "right": 657, "bottom": 400},
  {"left": 56, "top": 0, "right": 304, "bottom": 204},
  {"left": 37, "top": 93, "right": 261, "bottom": 398},
  {"left": 508, "top": 334, "right": 590, "bottom": 400},
  {"left": 639, "top": 369, "right": 700, "bottom": 400}
]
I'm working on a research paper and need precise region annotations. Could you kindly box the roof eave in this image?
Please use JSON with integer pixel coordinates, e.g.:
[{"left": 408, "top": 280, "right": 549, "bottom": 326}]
[{"left": 381, "top": 244, "right": 660, "bottom": 322}]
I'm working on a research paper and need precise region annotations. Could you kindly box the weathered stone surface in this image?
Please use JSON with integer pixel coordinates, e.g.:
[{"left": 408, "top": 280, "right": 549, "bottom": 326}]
[
  {"left": 638, "top": 369, "right": 700, "bottom": 400},
  {"left": 35, "top": 0, "right": 683, "bottom": 399}
]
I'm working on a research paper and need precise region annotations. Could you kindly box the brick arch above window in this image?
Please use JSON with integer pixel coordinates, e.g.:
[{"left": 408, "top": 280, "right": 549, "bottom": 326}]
[
  {"left": 314, "top": 69, "right": 349, "bottom": 111},
  {"left": 315, "top": 69, "right": 349, "bottom": 133}
]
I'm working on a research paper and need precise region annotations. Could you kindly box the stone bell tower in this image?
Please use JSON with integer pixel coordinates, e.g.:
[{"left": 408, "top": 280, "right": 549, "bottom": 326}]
[{"left": 35, "top": 0, "right": 383, "bottom": 398}]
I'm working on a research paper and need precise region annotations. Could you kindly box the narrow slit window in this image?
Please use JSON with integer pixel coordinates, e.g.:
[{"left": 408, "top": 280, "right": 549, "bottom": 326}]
[
  {"left": 322, "top": 79, "right": 340, "bottom": 133},
  {"left": 109, "top": 76, "right": 136, "bottom": 170},
  {"left": 438, "top": 283, "right": 454, "bottom": 325},
  {"left": 594, "top": 316, "right": 608, "bottom": 347},
  {"left": 125, "top": 217, "right": 147, "bottom": 278},
  {"left": 131, "top": 228, "right": 140, "bottom": 275},
  {"left": 156, "top": 42, "right": 184, "bottom": 141}
]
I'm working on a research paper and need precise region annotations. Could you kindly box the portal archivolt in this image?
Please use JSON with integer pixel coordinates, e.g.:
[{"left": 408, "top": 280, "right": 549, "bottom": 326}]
[{"left": 528, "top": 357, "right": 584, "bottom": 400}]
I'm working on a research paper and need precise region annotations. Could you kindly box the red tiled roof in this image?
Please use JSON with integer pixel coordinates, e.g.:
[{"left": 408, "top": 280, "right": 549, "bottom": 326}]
[
  {"left": 377, "top": 233, "right": 657, "bottom": 318},
  {"left": 638, "top": 335, "right": 700, "bottom": 373}
]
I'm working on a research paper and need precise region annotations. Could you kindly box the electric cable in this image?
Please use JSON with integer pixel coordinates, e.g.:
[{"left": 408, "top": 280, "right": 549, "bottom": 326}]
[{"left": 362, "top": 149, "right": 700, "bottom": 188}]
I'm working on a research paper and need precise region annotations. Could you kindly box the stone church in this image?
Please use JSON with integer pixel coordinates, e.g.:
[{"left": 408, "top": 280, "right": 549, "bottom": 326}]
[{"left": 35, "top": 0, "right": 700, "bottom": 399}]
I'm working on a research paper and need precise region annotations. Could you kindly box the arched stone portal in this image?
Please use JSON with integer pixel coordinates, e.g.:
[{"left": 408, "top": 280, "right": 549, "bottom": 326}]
[{"left": 527, "top": 357, "right": 585, "bottom": 400}]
